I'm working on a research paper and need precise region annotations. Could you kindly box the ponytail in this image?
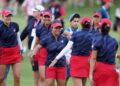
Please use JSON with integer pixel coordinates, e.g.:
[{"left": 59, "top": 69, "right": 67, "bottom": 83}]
[{"left": 101, "top": 23, "right": 110, "bottom": 35}]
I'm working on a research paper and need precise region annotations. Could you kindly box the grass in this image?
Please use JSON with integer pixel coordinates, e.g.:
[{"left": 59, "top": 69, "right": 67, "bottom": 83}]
[{"left": 1, "top": 1, "right": 120, "bottom": 86}]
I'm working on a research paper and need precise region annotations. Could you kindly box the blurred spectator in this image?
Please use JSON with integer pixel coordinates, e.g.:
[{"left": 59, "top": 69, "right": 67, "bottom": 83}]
[
  {"left": 78, "top": 0, "right": 85, "bottom": 7},
  {"left": 66, "top": 0, "right": 96, "bottom": 8},
  {"left": 98, "top": 0, "right": 113, "bottom": 18},
  {"left": 0, "top": 0, "right": 4, "bottom": 11},
  {"left": 17, "top": 0, "right": 24, "bottom": 5},
  {"left": 67, "top": 0, "right": 83, "bottom": 8},
  {"left": 42, "top": 0, "right": 49, "bottom": 8},
  {"left": 67, "top": 0, "right": 73, "bottom": 7},
  {"left": 77, "top": 0, "right": 94, "bottom": 7},
  {"left": 67, "top": 0, "right": 85, "bottom": 8},
  {"left": 8, "top": 0, "right": 19, "bottom": 15},
  {"left": 22, "top": 0, "right": 42, "bottom": 22},
  {"left": 48, "top": 0, "right": 66, "bottom": 27},
  {"left": 0, "top": 0, "right": 19, "bottom": 15},
  {"left": 4, "top": 0, "right": 10, "bottom": 8},
  {"left": 0, "top": 0, "right": 10, "bottom": 10},
  {"left": 59, "top": 0, "right": 67, "bottom": 8},
  {"left": 89, "top": 0, "right": 94, "bottom": 7},
  {"left": 113, "top": 8, "right": 120, "bottom": 42}
]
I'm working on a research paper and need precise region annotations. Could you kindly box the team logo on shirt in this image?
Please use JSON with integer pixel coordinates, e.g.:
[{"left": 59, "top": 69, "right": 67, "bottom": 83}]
[
  {"left": 61, "top": 40, "right": 64, "bottom": 43},
  {"left": 91, "top": 45, "right": 94, "bottom": 48},
  {"left": 13, "top": 29, "right": 16, "bottom": 32}
]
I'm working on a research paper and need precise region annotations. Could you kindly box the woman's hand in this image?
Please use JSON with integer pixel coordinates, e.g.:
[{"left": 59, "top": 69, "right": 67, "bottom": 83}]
[
  {"left": 28, "top": 50, "right": 35, "bottom": 66},
  {"left": 116, "top": 54, "right": 120, "bottom": 58},
  {"left": 89, "top": 74, "right": 94, "bottom": 86},
  {"left": 28, "top": 50, "right": 35, "bottom": 58},
  {"left": 21, "top": 54, "right": 25, "bottom": 60},
  {"left": 49, "top": 59, "right": 58, "bottom": 67}
]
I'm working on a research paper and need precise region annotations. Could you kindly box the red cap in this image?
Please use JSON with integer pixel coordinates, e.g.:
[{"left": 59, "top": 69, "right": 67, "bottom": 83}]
[
  {"left": 102, "top": 0, "right": 113, "bottom": 3},
  {"left": 93, "top": 12, "right": 102, "bottom": 17},
  {"left": 43, "top": 11, "right": 52, "bottom": 17},
  {"left": 81, "top": 16, "right": 91, "bottom": 25},
  {"left": 52, "top": 22, "right": 62, "bottom": 28},
  {"left": 99, "top": 18, "right": 111, "bottom": 28},
  {"left": 1, "top": 9, "right": 12, "bottom": 17}
]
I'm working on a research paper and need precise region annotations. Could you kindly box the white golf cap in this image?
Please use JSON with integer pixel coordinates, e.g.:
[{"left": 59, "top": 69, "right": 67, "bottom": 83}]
[{"left": 32, "top": 5, "right": 45, "bottom": 12}]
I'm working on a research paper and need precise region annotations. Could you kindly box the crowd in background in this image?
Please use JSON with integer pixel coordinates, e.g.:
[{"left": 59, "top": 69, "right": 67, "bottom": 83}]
[{"left": 0, "top": 0, "right": 109, "bottom": 13}]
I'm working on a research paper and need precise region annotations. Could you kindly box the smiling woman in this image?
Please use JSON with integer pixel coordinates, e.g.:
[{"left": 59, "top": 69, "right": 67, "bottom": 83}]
[
  {"left": 0, "top": 9, "right": 23, "bottom": 86},
  {"left": 49, "top": 17, "right": 92, "bottom": 86},
  {"left": 45, "top": 20, "right": 67, "bottom": 86},
  {"left": 29, "top": 20, "right": 68, "bottom": 86},
  {"left": 52, "top": 21, "right": 63, "bottom": 37}
]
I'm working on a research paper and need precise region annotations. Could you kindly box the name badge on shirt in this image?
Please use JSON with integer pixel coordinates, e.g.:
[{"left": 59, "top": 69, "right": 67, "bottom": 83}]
[{"left": 31, "top": 28, "right": 36, "bottom": 37}]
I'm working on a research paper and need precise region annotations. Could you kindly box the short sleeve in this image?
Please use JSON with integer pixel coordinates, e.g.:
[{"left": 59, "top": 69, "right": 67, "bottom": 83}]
[
  {"left": 16, "top": 24, "right": 19, "bottom": 32},
  {"left": 0, "top": 21, "right": 3, "bottom": 36},
  {"left": 14, "top": 23, "right": 19, "bottom": 32},
  {"left": 36, "top": 24, "right": 42, "bottom": 38},
  {"left": 0, "top": 20, "right": 3, "bottom": 30},
  {"left": 36, "top": 28, "right": 40, "bottom": 38},
  {"left": 116, "top": 44, "right": 118, "bottom": 51},
  {"left": 114, "top": 40, "right": 118, "bottom": 51},
  {"left": 92, "top": 39, "right": 100, "bottom": 50},
  {"left": 40, "top": 37, "right": 47, "bottom": 47}
]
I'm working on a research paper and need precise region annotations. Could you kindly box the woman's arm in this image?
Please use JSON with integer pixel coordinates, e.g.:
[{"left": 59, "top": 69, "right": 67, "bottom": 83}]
[
  {"left": 29, "top": 36, "right": 42, "bottom": 65},
  {"left": 89, "top": 50, "right": 97, "bottom": 86},
  {"left": 63, "top": 31, "right": 72, "bottom": 38},
  {"left": 49, "top": 41, "right": 73, "bottom": 67},
  {"left": 29, "top": 43, "right": 42, "bottom": 65},
  {"left": 17, "top": 32, "right": 23, "bottom": 52}
]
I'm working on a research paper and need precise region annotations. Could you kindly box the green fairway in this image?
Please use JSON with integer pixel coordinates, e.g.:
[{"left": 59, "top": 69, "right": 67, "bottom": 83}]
[{"left": 2, "top": 1, "right": 120, "bottom": 86}]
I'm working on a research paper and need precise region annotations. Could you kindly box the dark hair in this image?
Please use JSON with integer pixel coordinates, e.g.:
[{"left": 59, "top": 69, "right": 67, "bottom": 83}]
[
  {"left": 52, "top": 20, "right": 61, "bottom": 24},
  {"left": 101, "top": 2, "right": 106, "bottom": 5},
  {"left": 52, "top": 20, "right": 64, "bottom": 34},
  {"left": 82, "top": 21, "right": 91, "bottom": 28},
  {"left": 101, "top": 0, "right": 107, "bottom": 5},
  {"left": 101, "top": 23, "right": 110, "bottom": 35},
  {"left": 70, "top": 13, "right": 80, "bottom": 22}
]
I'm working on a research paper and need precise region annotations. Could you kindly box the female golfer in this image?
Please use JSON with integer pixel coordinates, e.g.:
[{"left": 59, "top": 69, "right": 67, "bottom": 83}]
[
  {"left": 0, "top": 9, "right": 23, "bottom": 86},
  {"left": 89, "top": 18, "right": 119, "bottom": 86},
  {"left": 49, "top": 16, "right": 92, "bottom": 86}
]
